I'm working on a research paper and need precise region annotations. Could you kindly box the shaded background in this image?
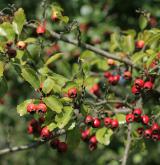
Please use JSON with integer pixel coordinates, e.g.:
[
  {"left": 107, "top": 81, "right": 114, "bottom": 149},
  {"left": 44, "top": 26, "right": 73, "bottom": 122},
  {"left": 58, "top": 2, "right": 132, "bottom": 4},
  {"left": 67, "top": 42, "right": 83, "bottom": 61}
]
[{"left": 0, "top": 0, "right": 160, "bottom": 165}]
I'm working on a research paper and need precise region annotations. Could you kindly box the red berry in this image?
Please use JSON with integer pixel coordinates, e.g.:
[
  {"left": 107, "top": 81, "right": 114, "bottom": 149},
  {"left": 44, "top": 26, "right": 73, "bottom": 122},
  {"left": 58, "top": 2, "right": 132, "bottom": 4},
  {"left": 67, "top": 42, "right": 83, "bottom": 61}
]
[
  {"left": 126, "top": 113, "right": 134, "bottom": 124},
  {"left": 135, "top": 40, "right": 145, "bottom": 49},
  {"left": 151, "top": 123, "right": 159, "bottom": 134},
  {"left": 81, "top": 128, "right": 90, "bottom": 141},
  {"left": 134, "top": 79, "right": 144, "bottom": 89},
  {"left": 57, "top": 142, "right": 68, "bottom": 153},
  {"left": 92, "top": 84, "right": 100, "bottom": 92},
  {"left": 36, "top": 21, "right": 46, "bottom": 35},
  {"left": 50, "top": 138, "right": 60, "bottom": 149},
  {"left": 92, "top": 118, "right": 101, "bottom": 128},
  {"left": 131, "top": 86, "right": 140, "bottom": 95},
  {"left": 111, "top": 119, "right": 119, "bottom": 129},
  {"left": 108, "top": 59, "right": 116, "bottom": 66},
  {"left": 144, "top": 129, "right": 152, "bottom": 139},
  {"left": 133, "top": 108, "right": 142, "bottom": 118},
  {"left": 104, "top": 71, "right": 112, "bottom": 79},
  {"left": 68, "top": 87, "right": 77, "bottom": 98},
  {"left": 85, "top": 115, "right": 93, "bottom": 125},
  {"left": 108, "top": 75, "right": 120, "bottom": 85},
  {"left": 141, "top": 115, "right": 150, "bottom": 125},
  {"left": 89, "top": 136, "right": 97, "bottom": 145},
  {"left": 40, "top": 127, "right": 52, "bottom": 140},
  {"left": 123, "top": 71, "right": 132, "bottom": 80},
  {"left": 152, "top": 134, "right": 159, "bottom": 141},
  {"left": 36, "top": 103, "right": 47, "bottom": 113},
  {"left": 144, "top": 81, "right": 153, "bottom": 90},
  {"left": 27, "top": 125, "right": 34, "bottom": 134},
  {"left": 27, "top": 103, "right": 36, "bottom": 114},
  {"left": 104, "top": 117, "right": 112, "bottom": 127}
]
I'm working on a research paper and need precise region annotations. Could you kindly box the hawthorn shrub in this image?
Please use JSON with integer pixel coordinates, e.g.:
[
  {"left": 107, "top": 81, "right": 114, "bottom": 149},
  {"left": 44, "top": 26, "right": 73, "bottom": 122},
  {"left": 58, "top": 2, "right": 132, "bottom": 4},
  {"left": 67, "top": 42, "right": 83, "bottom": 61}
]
[{"left": 0, "top": 1, "right": 160, "bottom": 165}]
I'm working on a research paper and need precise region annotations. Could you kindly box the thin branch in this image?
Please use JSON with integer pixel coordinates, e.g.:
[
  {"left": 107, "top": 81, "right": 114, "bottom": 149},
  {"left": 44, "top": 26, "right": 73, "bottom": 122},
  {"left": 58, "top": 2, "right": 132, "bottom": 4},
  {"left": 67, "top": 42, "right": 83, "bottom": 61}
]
[
  {"left": 121, "top": 124, "right": 132, "bottom": 165},
  {"left": 26, "top": 23, "right": 140, "bottom": 69},
  {"left": 0, "top": 129, "right": 65, "bottom": 156}
]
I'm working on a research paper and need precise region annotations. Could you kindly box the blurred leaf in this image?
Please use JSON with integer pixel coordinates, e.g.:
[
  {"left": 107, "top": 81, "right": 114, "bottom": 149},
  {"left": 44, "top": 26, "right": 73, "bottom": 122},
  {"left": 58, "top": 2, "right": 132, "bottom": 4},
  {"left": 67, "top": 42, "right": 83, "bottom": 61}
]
[
  {"left": 43, "top": 96, "right": 63, "bottom": 113},
  {"left": 126, "top": 35, "right": 135, "bottom": 53},
  {"left": 67, "top": 127, "right": 81, "bottom": 150},
  {"left": 131, "top": 52, "right": 146, "bottom": 63},
  {"left": 42, "top": 77, "right": 54, "bottom": 94},
  {"left": 12, "top": 8, "right": 26, "bottom": 35},
  {"left": 0, "top": 62, "right": 4, "bottom": 77},
  {"left": 146, "top": 53, "right": 157, "bottom": 68},
  {"left": 62, "top": 81, "right": 78, "bottom": 93},
  {"left": 60, "top": 16, "right": 69, "bottom": 23},
  {"left": 55, "top": 106, "right": 73, "bottom": 129},
  {"left": 47, "top": 122, "right": 57, "bottom": 131},
  {"left": 139, "top": 15, "right": 148, "bottom": 30},
  {"left": 17, "top": 99, "right": 32, "bottom": 116},
  {"left": 21, "top": 68, "right": 40, "bottom": 89},
  {"left": 96, "top": 127, "right": 113, "bottom": 145},
  {"left": 24, "top": 38, "right": 37, "bottom": 43},
  {"left": 114, "top": 114, "right": 126, "bottom": 124},
  {"left": 45, "top": 53, "right": 63, "bottom": 66},
  {"left": 0, "top": 77, "right": 8, "bottom": 97}
]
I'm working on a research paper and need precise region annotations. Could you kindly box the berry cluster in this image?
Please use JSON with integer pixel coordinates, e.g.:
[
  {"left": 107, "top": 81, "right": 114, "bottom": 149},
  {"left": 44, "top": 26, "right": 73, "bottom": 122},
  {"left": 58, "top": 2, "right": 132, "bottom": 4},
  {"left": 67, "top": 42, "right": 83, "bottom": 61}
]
[
  {"left": 81, "top": 115, "right": 119, "bottom": 151},
  {"left": 125, "top": 108, "right": 160, "bottom": 141},
  {"left": 27, "top": 102, "right": 47, "bottom": 114}
]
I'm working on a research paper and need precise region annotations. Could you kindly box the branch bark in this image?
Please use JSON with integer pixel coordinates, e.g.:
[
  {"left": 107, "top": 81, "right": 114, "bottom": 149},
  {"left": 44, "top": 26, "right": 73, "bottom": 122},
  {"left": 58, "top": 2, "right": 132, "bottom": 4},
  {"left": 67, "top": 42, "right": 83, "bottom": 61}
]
[
  {"left": 0, "top": 129, "right": 65, "bottom": 156},
  {"left": 26, "top": 23, "right": 140, "bottom": 69},
  {"left": 121, "top": 124, "right": 132, "bottom": 165}
]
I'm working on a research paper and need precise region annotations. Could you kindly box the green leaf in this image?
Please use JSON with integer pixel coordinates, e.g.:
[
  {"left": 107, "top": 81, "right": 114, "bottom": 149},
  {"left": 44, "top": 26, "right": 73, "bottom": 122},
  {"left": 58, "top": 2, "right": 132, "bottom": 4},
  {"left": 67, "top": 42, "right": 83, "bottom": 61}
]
[
  {"left": 0, "top": 77, "right": 8, "bottom": 97},
  {"left": 0, "top": 22, "right": 15, "bottom": 40},
  {"left": 17, "top": 99, "right": 32, "bottom": 116},
  {"left": 96, "top": 127, "right": 113, "bottom": 145},
  {"left": 50, "top": 73, "right": 68, "bottom": 86},
  {"left": 55, "top": 106, "right": 73, "bottom": 129},
  {"left": 0, "top": 62, "right": 4, "bottom": 77},
  {"left": 67, "top": 128, "right": 81, "bottom": 151},
  {"left": 146, "top": 53, "right": 157, "bottom": 68},
  {"left": 21, "top": 68, "right": 40, "bottom": 89},
  {"left": 45, "top": 53, "right": 63, "bottom": 66},
  {"left": 42, "top": 77, "right": 54, "bottom": 94},
  {"left": 47, "top": 122, "right": 57, "bottom": 131},
  {"left": 125, "top": 35, "right": 135, "bottom": 53},
  {"left": 60, "top": 16, "right": 69, "bottom": 23},
  {"left": 62, "top": 81, "right": 78, "bottom": 93},
  {"left": 114, "top": 114, "right": 126, "bottom": 124},
  {"left": 131, "top": 52, "right": 146, "bottom": 63},
  {"left": 12, "top": 8, "right": 26, "bottom": 35},
  {"left": 43, "top": 96, "right": 63, "bottom": 113},
  {"left": 24, "top": 38, "right": 37, "bottom": 43},
  {"left": 139, "top": 15, "right": 148, "bottom": 30}
]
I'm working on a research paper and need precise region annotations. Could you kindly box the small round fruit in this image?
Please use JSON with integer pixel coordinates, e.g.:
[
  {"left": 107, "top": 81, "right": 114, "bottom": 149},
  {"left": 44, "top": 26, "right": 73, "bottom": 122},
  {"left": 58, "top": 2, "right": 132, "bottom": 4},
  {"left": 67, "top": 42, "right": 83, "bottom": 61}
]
[
  {"left": 36, "top": 103, "right": 47, "bottom": 113},
  {"left": 107, "top": 59, "right": 116, "bottom": 66},
  {"left": 40, "top": 127, "right": 52, "bottom": 140},
  {"left": 81, "top": 128, "right": 90, "bottom": 141},
  {"left": 50, "top": 138, "right": 60, "bottom": 149},
  {"left": 36, "top": 23, "right": 46, "bottom": 35},
  {"left": 27, "top": 103, "right": 36, "bottom": 114},
  {"left": 6, "top": 48, "right": 17, "bottom": 58},
  {"left": 133, "top": 108, "right": 142, "bottom": 118},
  {"left": 152, "top": 134, "right": 159, "bottom": 141},
  {"left": 134, "top": 79, "right": 144, "bottom": 89},
  {"left": 144, "top": 81, "right": 153, "bottom": 90},
  {"left": 141, "top": 115, "right": 150, "bottom": 125},
  {"left": 68, "top": 87, "right": 77, "bottom": 98},
  {"left": 144, "top": 129, "right": 152, "bottom": 139},
  {"left": 104, "top": 71, "right": 112, "bottom": 79},
  {"left": 89, "top": 136, "right": 97, "bottom": 145},
  {"left": 51, "top": 11, "right": 58, "bottom": 21},
  {"left": 16, "top": 41, "right": 27, "bottom": 50},
  {"left": 135, "top": 40, "right": 145, "bottom": 49},
  {"left": 104, "top": 117, "right": 112, "bottom": 127},
  {"left": 151, "top": 123, "right": 159, "bottom": 134},
  {"left": 85, "top": 115, "right": 93, "bottom": 125},
  {"left": 126, "top": 113, "right": 134, "bottom": 124},
  {"left": 57, "top": 142, "right": 68, "bottom": 153},
  {"left": 27, "top": 125, "right": 34, "bottom": 134},
  {"left": 111, "top": 119, "right": 119, "bottom": 129},
  {"left": 131, "top": 86, "right": 140, "bottom": 95},
  {"left": 92, "top": 118, "right": 101, "bottom": 128},
  {"left": 123, "top": 71, "right": 132, "bottom": 80}
]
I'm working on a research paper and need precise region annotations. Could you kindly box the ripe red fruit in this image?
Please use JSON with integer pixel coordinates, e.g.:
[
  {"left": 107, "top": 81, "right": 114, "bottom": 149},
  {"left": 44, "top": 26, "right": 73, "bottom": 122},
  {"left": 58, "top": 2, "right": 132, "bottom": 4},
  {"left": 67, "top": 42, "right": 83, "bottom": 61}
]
[
  {"left": 92, "top": 118, "right": 101, "bottom": 128},
  {"left": 108, "top": 75, "right": 120, "bottom": 85},
  {"left": 135, "top": 40, "right": 145, "bottom": 49},
  {"left": 144, "top": 81, "right": 153, "bottom": 90},
  {"left": 92, "top": 84, "right": 100, "bottom": 92},
  {"left": 144, "top": 129, "right": 152, "bottom": 139},
  {"left": 111, "top": 119, "right": 119, "bottom": 129},
  {"left": 104, "top": 71, "right": 112, "bottom": 79},
  {"left": 108, "top": 59, "right": 116, "bottom": 66},
  {"left": 123, "top": 71, "right": 132, "bottom": 80},
  {"left": 89, "top": 136, "right": 97, "bottom": 145},
  {"left": 81, "top": 128, "right": 90, "bottom": 141},
  {"left": 36, "top": 21, "right": 46, "bottom": 35},
  {"left": 57, "top": 142, "right": 68, "bottom": 153},
  {"left": 134, "top": 79, "right": 144, "bottom": 89},
  {"left": 68, "top": 87, "right": 77, "bottom": 98},
  {"left": 152, "top": 134, "right": 159, "bottom": 141},
  {"left": 131, "top": 86, "right": 140, "bottom": 95},
  {"left": 27, "top": 125, "right": 34, "bottom": 134},
  {"left": 126, "top": 113, "right": 134, "bottom": 124},
  {"left": 141, "top": 115, "right": 150, "bottom": 125},
  {"left": 40, "top": 127, "right": 52, "bottom": 140},
  {"left": 27, "top": 103, "right": 36, "bottom": 114},
  {"left": 50, "top": 138, "right": 60, "bottom": 149},
  {"left": 151, "top": 123, "right": 159, "bottom": 134},
  {"left": 51, "top": 11, "right": 58, "bottom": 21},
  {"left": 85, "top": 115, "right": 93, "bottom": 125},
  {"left": 104, "top": 117, "right": 112, "bottom": 127},
  {"left": 133, "top": 108, "right": 142, "bottom": 118},
  {"left": 36, "top": 103, "right": 47, "bottom": 113}
]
